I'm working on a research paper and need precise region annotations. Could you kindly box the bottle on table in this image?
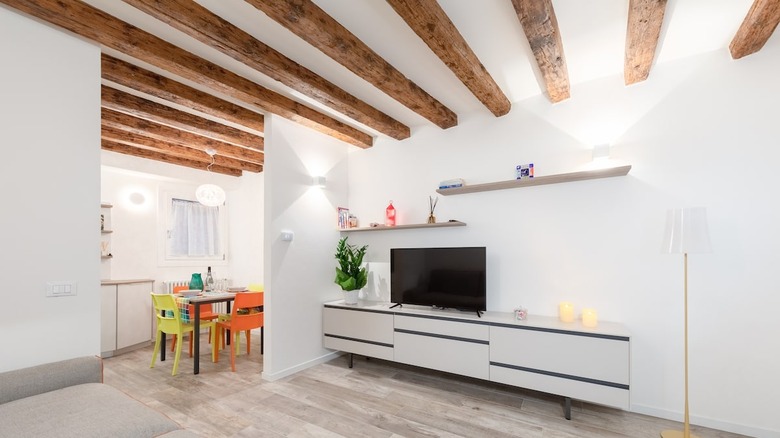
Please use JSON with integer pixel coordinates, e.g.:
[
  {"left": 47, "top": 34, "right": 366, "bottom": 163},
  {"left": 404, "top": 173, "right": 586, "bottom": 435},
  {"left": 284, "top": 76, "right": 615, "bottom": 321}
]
[{"left": 205, "top": 266, "right": 214, "bottom": 292}]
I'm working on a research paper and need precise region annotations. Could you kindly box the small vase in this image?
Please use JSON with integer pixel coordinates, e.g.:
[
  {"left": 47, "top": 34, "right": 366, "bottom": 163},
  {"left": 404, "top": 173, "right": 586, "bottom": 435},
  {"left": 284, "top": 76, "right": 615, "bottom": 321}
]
[
  {"left": 427, "top": 214, "right": 436, "bottom": 224},
  {"left": 189, "top": 273, "right": 204, "bottom": 291},
  {"left": 344, "top": 290, "right": 359, "bottom": 305}
]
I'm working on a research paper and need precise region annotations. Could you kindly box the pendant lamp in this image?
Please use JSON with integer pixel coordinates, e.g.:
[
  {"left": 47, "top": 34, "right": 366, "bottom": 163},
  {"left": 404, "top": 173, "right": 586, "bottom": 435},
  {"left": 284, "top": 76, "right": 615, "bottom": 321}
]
[{"left": 196, "top": 148, "right": 225, "bottom": 207}]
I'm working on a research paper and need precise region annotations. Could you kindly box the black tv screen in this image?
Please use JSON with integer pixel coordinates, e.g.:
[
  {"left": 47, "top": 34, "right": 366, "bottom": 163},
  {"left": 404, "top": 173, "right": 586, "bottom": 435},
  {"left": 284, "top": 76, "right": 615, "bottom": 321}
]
[{"left": 391, "top": 247, "right": 486, "bottom": 311}]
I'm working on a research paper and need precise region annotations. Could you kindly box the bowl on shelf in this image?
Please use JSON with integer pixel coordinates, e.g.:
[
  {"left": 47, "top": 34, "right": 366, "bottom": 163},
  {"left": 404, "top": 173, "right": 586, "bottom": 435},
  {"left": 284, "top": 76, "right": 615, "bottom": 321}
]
[{"left": 178, "top": 290, "right": 201, "bottom": 297}]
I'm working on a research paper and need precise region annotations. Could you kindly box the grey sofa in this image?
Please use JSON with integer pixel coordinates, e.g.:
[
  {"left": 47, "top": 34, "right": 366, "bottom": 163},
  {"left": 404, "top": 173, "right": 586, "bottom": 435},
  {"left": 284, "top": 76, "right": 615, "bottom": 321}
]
[{"left": 0, "top": 356, "right": 197, "bottom": 438}]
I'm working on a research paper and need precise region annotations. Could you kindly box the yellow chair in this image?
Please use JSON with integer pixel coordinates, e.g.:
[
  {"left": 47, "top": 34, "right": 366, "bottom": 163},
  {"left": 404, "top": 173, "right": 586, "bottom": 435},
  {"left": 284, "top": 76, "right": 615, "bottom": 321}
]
[
  {"left": 215, "top": 291, "right": 264, "bottom": 371},
  {"left": 150, "top": 293, "right": 216, "bottom": 376}
]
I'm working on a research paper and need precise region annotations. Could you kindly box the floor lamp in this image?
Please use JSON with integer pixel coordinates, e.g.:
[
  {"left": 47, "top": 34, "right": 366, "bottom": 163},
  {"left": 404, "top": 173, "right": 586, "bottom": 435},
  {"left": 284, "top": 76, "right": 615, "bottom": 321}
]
[{"left": 661, "top": 207, "right": 712, "bottom": 438}]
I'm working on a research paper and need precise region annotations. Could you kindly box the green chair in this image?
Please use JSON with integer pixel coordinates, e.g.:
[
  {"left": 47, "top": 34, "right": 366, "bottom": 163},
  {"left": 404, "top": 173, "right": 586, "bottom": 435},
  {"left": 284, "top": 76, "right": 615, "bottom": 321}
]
[{"left": 150, "top": 293, "right": 216, "bottom": 376}]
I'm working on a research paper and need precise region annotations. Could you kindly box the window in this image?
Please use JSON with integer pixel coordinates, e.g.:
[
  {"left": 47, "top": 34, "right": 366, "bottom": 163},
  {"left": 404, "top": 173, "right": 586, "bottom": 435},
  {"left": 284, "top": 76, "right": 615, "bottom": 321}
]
[
  {"left": 159, "top": 191, "right": 228, "bottom": 265},
  {"left": 168, "top": 198, "right": 221, "bottom": 257}
]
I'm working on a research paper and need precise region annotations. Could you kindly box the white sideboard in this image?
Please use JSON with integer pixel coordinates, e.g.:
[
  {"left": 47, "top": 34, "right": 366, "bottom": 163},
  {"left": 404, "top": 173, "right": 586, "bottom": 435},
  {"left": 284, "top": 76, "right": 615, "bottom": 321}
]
[{"left": 322, "top": 300, "right": 630, "bottom": 418}]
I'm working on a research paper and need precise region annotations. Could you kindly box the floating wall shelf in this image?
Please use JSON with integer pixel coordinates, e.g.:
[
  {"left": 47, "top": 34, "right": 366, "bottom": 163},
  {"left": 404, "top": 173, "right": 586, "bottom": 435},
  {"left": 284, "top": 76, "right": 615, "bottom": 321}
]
[
  {"left": 436, "top": 165, "right": 632, "bottom": 196},
  {"left": 340, "top": 220, "right": 466, "bottom": 232}
]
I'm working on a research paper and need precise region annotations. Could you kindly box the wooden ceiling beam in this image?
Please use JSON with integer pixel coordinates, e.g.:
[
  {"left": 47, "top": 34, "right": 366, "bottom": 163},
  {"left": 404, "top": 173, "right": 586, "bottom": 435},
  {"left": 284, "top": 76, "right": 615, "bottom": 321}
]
[
  {"left": 511, "top": 0, "right": 570, "bottom": 103},
  {"left": 386, "top": 0, "right": 511, "bottom": 117},
  {"left": 245, "top": 0, "right": 458, "bottom": 129},
  {"left": 121, "top": 0, "right": 410, "bottom": 141},
  {"left": 625, "top": 0, "right": 668, "bottom": 85},
  {"left": 101, "top": 86, "right": 264, "bottom": 151},
  {"left": 101, "top": 125, "right": 263, "bottom": 173},
  {"left": 101, "top": 108, "right": 264, "bottom": 165},
  {"left": 102, "top": 139, "right": 246, "bottom": 176},
  {"left": 0, "top": 0, "right": 372, "bottom": 148},
  {"left": 102, "top": 55, "right": 264, "bottom": 135},
  {"left": 730, "top": 0, "right": 780, "bottom": 59}
]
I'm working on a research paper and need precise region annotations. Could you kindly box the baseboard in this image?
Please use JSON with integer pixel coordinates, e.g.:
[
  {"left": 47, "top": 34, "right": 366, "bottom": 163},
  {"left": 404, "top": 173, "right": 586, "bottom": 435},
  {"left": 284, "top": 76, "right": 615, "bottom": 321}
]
[
  {"left": 261, "top": 351, "right": 343, "bottom": 382},
  {"left": 631, "top": 403, "right": 777, "bottom": 438}
]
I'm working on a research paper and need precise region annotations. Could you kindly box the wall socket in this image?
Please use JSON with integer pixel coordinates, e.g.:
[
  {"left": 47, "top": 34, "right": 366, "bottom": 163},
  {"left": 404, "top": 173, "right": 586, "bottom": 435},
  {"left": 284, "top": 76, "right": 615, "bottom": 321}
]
[{"left": 46, "top": 281, "right": 77, "bottom": 297}]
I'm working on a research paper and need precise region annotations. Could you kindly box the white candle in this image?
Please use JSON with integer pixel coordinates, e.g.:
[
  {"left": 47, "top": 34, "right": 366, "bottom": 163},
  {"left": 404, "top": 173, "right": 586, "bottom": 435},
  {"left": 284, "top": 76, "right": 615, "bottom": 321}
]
[
  {"left": 582, "top": 308, "right": 598, "bottom": 328},
  {"left": 559, "top": 302, "right": 575, "bottom": 323}
]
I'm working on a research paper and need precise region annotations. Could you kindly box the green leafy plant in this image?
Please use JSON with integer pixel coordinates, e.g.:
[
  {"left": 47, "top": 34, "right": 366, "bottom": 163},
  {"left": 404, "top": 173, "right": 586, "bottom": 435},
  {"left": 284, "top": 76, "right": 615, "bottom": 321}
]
[{"left": 334, "top": 236, "right": 368, "bottom": 291}]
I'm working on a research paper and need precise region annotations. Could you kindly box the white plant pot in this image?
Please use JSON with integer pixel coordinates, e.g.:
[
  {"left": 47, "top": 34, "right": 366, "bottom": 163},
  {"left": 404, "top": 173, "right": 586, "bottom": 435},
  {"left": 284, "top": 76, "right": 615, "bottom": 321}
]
[{"left": 344, "top": 290, "right": 359, "bottom": 305}]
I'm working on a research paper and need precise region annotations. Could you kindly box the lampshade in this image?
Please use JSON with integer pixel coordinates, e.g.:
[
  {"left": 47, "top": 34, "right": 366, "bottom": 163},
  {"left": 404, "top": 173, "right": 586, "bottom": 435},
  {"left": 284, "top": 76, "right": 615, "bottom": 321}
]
[
  {"left": 195, "top": 183, "right": 226, "bottom": 207},
  {"left": 662, "top": 207, "right": 712, "bottom": 254}
]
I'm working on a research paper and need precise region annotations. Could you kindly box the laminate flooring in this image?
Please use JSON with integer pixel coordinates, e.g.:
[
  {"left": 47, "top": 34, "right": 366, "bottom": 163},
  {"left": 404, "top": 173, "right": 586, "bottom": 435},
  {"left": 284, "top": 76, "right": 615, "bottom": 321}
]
[{"left": 103, "top": 334, "right": 747, "bottom": 438}]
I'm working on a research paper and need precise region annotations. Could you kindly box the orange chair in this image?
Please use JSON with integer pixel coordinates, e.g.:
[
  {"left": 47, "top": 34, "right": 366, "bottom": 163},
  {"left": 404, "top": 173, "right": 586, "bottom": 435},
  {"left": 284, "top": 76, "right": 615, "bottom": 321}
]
[
  {"left": 170, "top": 285, "right": 218, "bottom": 355},
  {"left": 215, "top": 292, "right": 264, "bottom": 371}
]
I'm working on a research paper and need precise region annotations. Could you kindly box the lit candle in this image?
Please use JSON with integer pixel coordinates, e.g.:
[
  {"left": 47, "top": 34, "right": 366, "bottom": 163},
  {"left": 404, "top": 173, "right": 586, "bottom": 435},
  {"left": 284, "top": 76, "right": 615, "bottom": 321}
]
[
  {"left": 582, "top": 308, "right": 598, "bottom": 328},
  {"left": 558, "top": 302, "right": 575, "bottom": 323}
]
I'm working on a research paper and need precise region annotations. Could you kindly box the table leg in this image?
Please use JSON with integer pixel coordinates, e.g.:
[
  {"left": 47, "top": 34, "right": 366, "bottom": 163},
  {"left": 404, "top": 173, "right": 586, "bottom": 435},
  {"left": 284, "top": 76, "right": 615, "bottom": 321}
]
[
  {"left": 160, "top": 310, "right": 166, "bottom": 361},
  {"left": 225, "top": 301, "right": 232, "bottom": 346},
  {"left": 194, "top": 304, "right": 201, "bottom": 374}
]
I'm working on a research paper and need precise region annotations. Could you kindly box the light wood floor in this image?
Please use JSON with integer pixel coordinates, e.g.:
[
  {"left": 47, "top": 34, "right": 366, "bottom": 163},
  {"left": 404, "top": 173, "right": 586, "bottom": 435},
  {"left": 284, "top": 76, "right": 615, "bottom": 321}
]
[{"left": 103, "top": 334, "right": 746, "bottom": 438}]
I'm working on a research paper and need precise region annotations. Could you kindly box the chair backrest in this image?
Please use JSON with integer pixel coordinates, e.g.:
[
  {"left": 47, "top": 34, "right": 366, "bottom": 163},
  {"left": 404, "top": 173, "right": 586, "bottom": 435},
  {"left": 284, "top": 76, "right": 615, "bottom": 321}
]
[
  {"left": 173, "top": 285, "right": 188, "bottom": 294},
  {"left": 151, "top": 293, "right": 184, "bottom": 333},
  {"left": 230, "top": 292, "right": 264, "bottom": 331},
  {"left": 247, "top": 283, "right": 264, "bottom": 292}
]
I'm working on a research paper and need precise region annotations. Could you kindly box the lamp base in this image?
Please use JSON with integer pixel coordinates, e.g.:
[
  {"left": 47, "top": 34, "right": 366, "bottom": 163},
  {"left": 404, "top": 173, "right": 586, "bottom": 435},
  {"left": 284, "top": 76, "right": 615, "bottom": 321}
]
[{"left": 661, "top": 430, "right": 700, "bottom": 438}]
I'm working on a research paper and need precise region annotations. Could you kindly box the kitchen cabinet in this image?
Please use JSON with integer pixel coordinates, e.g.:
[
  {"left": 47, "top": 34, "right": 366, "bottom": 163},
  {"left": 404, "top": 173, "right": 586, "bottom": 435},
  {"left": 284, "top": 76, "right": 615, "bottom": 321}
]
[{"left": 101, "top": 279, "right": 154, "bottom": 357}]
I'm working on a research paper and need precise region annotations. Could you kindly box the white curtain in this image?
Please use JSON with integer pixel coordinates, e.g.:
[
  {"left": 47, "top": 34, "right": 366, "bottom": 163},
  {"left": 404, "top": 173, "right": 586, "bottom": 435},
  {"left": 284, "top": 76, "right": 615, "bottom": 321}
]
[{"left": 169, "top": 198, "right": 221, "bottom": 257}]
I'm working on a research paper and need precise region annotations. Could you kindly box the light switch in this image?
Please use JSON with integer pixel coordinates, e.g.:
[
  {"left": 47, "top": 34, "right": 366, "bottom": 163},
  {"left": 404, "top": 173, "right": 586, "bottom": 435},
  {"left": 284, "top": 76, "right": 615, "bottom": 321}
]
[
  {"left": 46, "top": 281, "right": 77, "bottom": 297},
  {"left": 281, "top": 230, "right": 294, "bottom": 241}
]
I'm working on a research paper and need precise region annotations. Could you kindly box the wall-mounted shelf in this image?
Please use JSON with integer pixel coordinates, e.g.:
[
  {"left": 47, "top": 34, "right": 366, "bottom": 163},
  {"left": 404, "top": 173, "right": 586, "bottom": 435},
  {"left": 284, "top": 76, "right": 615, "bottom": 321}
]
[
  {"left": 436, "top": 165, "right": 631, "bottom": 196},
  {"left": 101, "top": 230, "right": 113, "bottom": 234},
  {"left": 101, "top": 203, "right": 113, "bottom": 208},
  {"left": 340, "top": 220, "right": 466, "bottom": 232}
]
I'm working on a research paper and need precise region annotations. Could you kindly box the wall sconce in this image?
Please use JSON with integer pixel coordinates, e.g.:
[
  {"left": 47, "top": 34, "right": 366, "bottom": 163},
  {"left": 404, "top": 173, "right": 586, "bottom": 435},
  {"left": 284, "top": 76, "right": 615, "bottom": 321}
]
[
  {"left": 592, "top": 144, "right": 610, "bottom": 162},
  {"left": 312, "top": 176, "right": 326, "bottom": 188}
]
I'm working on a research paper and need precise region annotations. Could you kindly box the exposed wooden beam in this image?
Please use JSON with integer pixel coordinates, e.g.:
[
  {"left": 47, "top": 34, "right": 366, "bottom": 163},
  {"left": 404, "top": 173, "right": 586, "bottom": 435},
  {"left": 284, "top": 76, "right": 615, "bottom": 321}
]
[
  {"left": 245, "top": 0, "right": 458, "bottom": 129},
  {"left": 101, "top": 108, "right": 264, "bottom": 165},
  {"left": 0, "top": 0, "right": 372, "bottom": 148},
  {"left": 101, "top": 125, "right": 263, "bottom": 173},
  {"left": 102, "top": 139, "right": 246, "bottom": 176},
  {"left": 121, "top": 0, "right": 410, "bottom": 141},
  {"left": 625, "top": 0, "right": 667, "bottom": 85},
  {"left": 511, "top": 0, "right": 570, "bottom": 103},
  {"left": 730, "top": 0, "right": 780, "bottom": 59},
  {"left": 101, "top": 86, "right": 264, "bottom": 151},
  {"left": 386, "top": 0, "right": 511, "bottom": 117},
  {"left": 102, "top": 55, "right": 265, "bottom": 135}
]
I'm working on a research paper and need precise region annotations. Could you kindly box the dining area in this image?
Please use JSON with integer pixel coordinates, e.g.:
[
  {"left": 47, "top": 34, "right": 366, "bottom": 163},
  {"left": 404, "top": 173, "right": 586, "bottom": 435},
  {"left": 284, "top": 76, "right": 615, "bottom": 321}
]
[{"left": 149, "top": 284, "right": 265, "bottom": 376}]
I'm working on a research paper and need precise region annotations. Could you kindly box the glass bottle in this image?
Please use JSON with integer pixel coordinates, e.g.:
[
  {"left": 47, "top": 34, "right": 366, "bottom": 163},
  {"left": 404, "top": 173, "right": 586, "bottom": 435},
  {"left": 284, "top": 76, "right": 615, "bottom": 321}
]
[
  {"left": 189, "top": 273, "right": 203, "bottom": 291},
  {"left": 385, "top": 201, "right": 396, "bottom": 226},
  {"left": 205, "top": 266, "right": 214, "bottom": 292}
]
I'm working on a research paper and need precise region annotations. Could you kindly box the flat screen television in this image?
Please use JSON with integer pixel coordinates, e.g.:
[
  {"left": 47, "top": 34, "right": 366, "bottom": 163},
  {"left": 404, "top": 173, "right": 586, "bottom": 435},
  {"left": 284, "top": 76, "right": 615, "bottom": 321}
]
[{"left": 391, "top": 246, "right": 486, "bottom": 314}]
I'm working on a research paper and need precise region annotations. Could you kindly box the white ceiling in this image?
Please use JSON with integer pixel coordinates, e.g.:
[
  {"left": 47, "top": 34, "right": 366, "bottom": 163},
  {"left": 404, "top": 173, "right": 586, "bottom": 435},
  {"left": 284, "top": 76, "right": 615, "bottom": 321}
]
[{"left": 82, "top": 0, "right": 756, "bottom": 139}]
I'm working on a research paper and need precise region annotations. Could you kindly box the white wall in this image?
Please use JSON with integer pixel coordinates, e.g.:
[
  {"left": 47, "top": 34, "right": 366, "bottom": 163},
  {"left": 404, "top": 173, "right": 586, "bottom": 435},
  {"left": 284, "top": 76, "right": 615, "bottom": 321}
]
[
  {"left": 347, "top": 44, "right": 780, "bottom": 436},
  {"left": 100, "top": 152, "right": 264, "bottom": 289},
  {"left": 263, "top": 115, "right": 350, "bottom": 380},
  {"left": 0, "top": 7, "right": 101, "bottom": 371}
]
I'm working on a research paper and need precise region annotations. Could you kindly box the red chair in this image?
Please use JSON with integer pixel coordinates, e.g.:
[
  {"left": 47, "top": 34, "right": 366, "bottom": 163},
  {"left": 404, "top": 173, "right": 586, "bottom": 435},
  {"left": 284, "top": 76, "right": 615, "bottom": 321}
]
[
  {"left": 215, "top": 292, "right": 264, "bottom": 371},
  {"left": 170, "top": 286, "right": 219, "bottom": 355}
]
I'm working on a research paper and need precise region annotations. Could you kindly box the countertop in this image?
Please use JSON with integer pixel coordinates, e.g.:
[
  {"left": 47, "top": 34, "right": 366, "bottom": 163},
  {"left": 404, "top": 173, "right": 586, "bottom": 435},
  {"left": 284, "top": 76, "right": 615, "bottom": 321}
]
[{"left": 101, "top": 279, "right": 154, "bottom": 286}]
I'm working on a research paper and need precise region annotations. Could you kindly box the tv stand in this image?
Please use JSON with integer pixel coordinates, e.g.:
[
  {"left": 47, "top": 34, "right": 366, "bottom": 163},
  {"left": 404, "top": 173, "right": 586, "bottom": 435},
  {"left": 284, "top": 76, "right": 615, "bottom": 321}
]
[
  {"left": 389, "top": 303, "right": 402, "bottom": 309},
  {"left": 322, "top": 300, "right": 630, "bottom": 419}
]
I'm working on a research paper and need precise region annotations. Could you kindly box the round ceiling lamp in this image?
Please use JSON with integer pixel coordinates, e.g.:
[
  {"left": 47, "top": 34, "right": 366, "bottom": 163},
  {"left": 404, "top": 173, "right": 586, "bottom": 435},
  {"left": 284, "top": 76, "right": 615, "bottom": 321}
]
[{"left": 196, "top": 148, "right": 226, "bottom": 207}]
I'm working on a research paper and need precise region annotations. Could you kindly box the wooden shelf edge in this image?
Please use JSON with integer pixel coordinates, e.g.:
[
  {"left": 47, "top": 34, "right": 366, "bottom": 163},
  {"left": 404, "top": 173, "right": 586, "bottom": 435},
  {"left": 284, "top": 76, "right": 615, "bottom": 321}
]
[
  {"left": 436, "top": 165, "right": 632, "bottom": 196},
  {"left": 340, "top": 220, "right": 467, "bottom": 232},
  {"left": 101, "top": 203, "right": 113, "bottom": 208}
]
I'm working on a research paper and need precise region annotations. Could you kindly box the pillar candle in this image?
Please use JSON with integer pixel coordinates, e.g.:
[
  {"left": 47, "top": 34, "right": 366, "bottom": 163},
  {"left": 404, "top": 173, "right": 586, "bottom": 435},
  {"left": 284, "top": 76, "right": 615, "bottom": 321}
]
[
  {"left": 582, "top": 308, "right": 598, "bottom": 328},
  {"left": 558, "top": 302, "right": 575, "bottom": 323}
]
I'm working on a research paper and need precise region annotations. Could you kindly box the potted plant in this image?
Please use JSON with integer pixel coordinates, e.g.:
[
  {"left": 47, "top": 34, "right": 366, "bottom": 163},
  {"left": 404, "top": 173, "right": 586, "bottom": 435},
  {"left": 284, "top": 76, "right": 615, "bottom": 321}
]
[{"left": 334, "top": 236, "right": 368, "bottom": 305}]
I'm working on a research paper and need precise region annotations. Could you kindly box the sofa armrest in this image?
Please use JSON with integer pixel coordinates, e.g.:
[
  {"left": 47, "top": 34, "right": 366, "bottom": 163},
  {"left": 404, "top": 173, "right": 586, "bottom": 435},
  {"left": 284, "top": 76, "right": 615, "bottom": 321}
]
[{"left": 0, "top": 356, "right": 103, "bottom": 405}]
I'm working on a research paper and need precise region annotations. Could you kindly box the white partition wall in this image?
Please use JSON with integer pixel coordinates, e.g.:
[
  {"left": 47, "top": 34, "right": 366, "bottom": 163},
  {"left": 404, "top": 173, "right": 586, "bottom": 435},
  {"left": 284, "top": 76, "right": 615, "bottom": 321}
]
[{"left": 0, "top": 7, "right": 101, "bottom": 371}]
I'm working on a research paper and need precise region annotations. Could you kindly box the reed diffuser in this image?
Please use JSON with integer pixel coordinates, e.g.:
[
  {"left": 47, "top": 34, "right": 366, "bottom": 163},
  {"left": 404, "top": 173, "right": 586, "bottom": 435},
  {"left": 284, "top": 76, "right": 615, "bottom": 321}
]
[{"left": 428, "top": 196, "right": 438, "bottom": 224}]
